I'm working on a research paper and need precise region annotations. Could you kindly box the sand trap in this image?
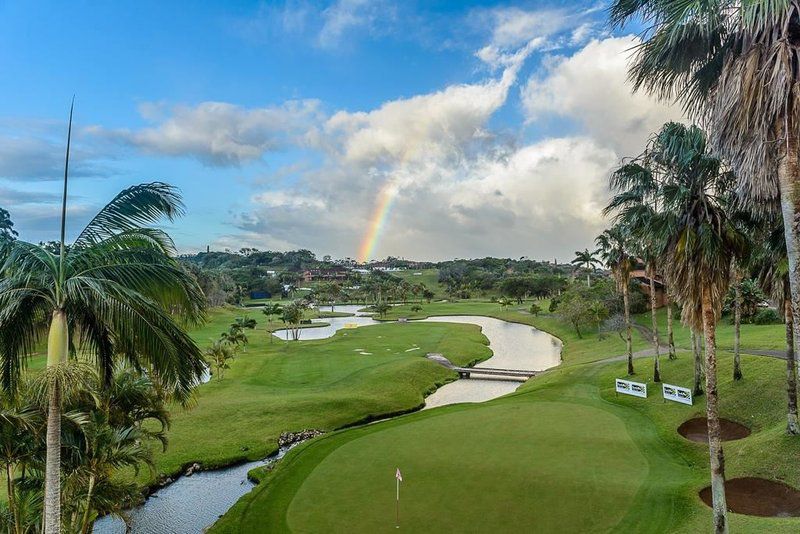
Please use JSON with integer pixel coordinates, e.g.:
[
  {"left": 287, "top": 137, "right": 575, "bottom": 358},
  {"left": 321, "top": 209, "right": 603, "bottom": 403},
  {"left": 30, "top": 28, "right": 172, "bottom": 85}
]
[
  {"left": 678, "top": 418, "right": 751, "bottom": 443},
  {"left": 699, "top": 478, "right": 800, "bottom": 517}
]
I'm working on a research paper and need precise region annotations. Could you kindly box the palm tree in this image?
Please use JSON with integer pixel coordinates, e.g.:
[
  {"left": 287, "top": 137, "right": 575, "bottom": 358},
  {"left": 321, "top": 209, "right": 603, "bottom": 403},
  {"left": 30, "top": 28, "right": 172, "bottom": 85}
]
[
  {"left": 570, "top": 249, "right": 600, "bottom": 287},
  {"left": 605, "top": 157, "right": 664, "bottom": 382},
  {"left": 609, "top": 0, "right": 800, "bottom": 439},
  {"left": 221, "top": 326, "right": 248, "bottom": 352},
  {"left": 754, "top": 212, "right": 800, "bottom": 434},
  {"left": 0, "top": 107, "right": 205, "bottom": 533},
  {"left": 281, "top": 301, "right": 307, "bottom": 341},
  {"left": 691, "top": 330, "right": 704, "bottom": 397},
  {"left": 596, "top": 225, "right": 636, "bottom": 375},
  {"left": 0, "top": 393, "right": 39, "bottom": 534},
  {"left": 232, "top": 316, "right": 257, "bottom": 331},
  {"left": 205, "top": 340, "right": 236, "bottom": 380},
  {"left": 651, "top": 123, "right": 747, "bottom": 533}
]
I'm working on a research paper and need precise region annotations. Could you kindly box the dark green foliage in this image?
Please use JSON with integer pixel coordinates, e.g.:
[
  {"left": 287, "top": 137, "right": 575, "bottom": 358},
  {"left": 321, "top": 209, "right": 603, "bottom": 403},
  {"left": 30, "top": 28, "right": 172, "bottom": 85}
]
[{"left": 754, "top": 308, "right": 782, "bottom": 325}]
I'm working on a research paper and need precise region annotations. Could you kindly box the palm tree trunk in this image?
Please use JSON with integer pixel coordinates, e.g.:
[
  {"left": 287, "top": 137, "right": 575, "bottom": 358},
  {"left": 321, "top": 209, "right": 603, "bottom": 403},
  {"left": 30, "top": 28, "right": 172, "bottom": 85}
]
[
  {"left": 6, "top": 462, "right": 19, "bottom": 534},
  {"left": 702, "top": 289, "right": 728, "bottom": 534},
  {"left": 777, "top": 124, "right": 800, "bottom": 397},
  {"left": 666, "top": 291, "right": 676, "bottom": 360},
  {"left": 692, "top": 330, "right": 704, "bottom": 396},
  {"left": 785, "top": 297, "right": 799, "bottom": 435},
  {"left": 648, "top": 265, "right": 661, "bottom": 382},
  {"left": 622, "top": 280, "right": 634, "bottom": 376},
  {"left": 79, "top": 474, "right": 96, "bottom": 534},
  {"left": 44, "top": 309, "right": 69, "bottom": 534},
  {"left": 733, "top": 282, "right": 743, "bottom": 380},
  {"left": 586, "top": 272, "right": 591, "bottom": 288}
]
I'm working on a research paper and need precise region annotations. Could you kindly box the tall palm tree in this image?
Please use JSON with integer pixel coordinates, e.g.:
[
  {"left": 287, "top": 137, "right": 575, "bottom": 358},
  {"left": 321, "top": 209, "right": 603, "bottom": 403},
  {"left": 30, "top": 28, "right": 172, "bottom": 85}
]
[
  {"left": 0, "top": 107, "right": 206, "bottom": 533},
  {"left": 609, "top": 0, "right": 800, "bottom": 424},
  {"left": 754, "top": 212, "right": 800, "bottom": 434},
  {"left": 651, "top": 123, "right": 747, "bottom": 533},
  {"left": 605, "top": 157, "right": 665, "bottom": 382},
  {"left": 570, "top": 249, "right": 601, "bottom": 287},
  {"left": 596, "top": 225, "right": 637, "bottom": 375}
]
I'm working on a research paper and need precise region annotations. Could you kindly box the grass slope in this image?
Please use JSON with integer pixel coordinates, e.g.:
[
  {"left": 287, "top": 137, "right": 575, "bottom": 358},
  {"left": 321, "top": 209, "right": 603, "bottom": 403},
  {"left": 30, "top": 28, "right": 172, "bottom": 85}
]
[{"left": 213, "top": 304, "right": 800, "bottom": 533}]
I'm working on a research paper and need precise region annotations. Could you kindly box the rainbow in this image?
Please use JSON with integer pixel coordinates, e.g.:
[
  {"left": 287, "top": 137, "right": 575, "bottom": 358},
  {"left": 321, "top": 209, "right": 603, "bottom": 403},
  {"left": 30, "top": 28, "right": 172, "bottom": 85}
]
[{"left": 357, "top": 181, "right": 399, "bottom": 263}]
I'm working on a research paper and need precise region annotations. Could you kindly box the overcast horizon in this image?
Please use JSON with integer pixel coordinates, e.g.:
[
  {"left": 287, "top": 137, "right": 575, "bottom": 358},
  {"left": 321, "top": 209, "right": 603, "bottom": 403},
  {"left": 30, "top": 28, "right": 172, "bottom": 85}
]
[{"left": 0, "top": 1, "right": 681, "bottom": 262}]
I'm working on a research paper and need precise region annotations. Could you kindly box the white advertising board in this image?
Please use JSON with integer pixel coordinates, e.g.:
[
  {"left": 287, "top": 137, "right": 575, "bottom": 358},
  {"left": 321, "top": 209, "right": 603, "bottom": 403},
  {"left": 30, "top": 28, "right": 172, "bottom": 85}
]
[
  {"left": 662, "top": 383, "right": 693, "bottom": 405},
  {"left": 615, "top": 378, "right": 647, "bottom": 399}
]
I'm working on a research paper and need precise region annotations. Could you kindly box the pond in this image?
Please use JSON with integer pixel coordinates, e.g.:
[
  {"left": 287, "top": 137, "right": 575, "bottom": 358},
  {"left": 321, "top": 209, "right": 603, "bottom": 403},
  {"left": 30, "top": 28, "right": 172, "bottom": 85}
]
[{"left": 94, "top": 306, "right": 561, "bottom": 533}]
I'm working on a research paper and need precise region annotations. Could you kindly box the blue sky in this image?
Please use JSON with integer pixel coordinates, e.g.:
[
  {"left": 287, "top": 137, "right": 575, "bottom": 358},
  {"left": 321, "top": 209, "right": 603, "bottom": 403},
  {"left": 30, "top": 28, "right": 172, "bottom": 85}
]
[{"left": 0, "top": 0, "right": 674, "bottom": 261}]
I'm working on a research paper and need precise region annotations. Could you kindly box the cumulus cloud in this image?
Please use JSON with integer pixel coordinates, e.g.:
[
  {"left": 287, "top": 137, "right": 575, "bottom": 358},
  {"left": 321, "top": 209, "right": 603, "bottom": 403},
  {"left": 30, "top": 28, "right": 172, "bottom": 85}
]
[
  {"left": 318, "top": 63, "right": 520, "bottom": 169},
  {"left": 92, "top": 100, "right": 322, "bottom": 166},
  {"left": 521, "top": 36, "right": 682, "bottom": 156}
]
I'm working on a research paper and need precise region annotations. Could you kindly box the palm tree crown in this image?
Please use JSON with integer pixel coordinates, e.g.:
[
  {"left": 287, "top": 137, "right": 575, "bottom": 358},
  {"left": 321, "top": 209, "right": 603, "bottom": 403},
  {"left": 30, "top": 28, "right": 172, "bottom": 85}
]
[{"left": 0, "top": 183, "right": 207, "bottom": 398}]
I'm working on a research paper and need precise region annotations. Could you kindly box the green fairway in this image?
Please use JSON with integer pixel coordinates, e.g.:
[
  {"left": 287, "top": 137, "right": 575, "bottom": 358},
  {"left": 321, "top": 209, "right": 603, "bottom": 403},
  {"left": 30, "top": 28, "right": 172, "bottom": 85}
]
[{"left": 143, "top": 307, "right": 492, "bottom": 481}]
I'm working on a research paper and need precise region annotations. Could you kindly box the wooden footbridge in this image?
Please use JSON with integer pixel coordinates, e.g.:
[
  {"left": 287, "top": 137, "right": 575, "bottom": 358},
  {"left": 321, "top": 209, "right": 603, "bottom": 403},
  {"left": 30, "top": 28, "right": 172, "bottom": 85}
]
[{"left": 426, "top": 353, "right": 536, "bottom": 381}]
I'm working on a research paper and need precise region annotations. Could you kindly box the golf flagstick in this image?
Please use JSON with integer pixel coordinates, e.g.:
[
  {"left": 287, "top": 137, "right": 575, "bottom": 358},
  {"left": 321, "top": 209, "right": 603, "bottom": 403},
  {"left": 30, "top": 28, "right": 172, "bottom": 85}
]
[{"left": 395, "top": 468, "right": 403, "bottom": 528}]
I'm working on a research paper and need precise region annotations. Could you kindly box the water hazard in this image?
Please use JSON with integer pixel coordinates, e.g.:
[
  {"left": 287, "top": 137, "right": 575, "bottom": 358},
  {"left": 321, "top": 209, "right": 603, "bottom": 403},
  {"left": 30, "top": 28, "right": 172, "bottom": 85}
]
[{"left": 94, "top": 305, "right": 561, "bottom": 533}]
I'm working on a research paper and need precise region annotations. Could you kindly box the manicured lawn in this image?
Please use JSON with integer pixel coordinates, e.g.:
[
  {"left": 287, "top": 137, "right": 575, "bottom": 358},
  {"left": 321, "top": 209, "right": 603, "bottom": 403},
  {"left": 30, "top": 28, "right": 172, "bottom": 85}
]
[
  {"left": 635, "top": 307, "right": 786, "bottom": 352},
  {"left": 141, "top": 307, "right": 492, "bottom": 483},
  {"left": 213, "top": 303, "right": 800, "bottom": 533}
]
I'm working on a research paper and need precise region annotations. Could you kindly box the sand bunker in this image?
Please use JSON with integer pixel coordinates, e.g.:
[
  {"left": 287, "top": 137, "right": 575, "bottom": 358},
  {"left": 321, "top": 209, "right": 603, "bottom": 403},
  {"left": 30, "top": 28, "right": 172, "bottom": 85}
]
[
  {"left": 678, "top": 418, "right": 751, "bottom": 443},
  {"left": 699, "top": 478, "right": 800, "bottom": 517}
]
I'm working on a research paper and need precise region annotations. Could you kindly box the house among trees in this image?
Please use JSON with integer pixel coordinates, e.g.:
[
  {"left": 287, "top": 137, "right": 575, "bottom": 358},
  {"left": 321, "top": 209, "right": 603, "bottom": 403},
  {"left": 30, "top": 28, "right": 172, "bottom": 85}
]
[
  {"left": 630, "top": 261, "right": 665, "bottom": 308},
  {"left": 302, "top": 267, "right": 349, "bottom": 282}
]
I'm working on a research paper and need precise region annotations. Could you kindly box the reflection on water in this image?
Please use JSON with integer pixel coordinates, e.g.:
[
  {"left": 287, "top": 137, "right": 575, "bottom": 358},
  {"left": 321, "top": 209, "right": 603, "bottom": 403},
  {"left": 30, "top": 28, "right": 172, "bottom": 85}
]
[
  {"left": 419, "top": 315, "right": 561, "bottom": 408},
  {"left": 271, "top": 304, "right": 379, "bottom": 340},
  {"left": 94, "top": 306, "right": 561, "bottom": 533},
  {"left": 93, "top": 444, "right": 299, "bottom": 534}
]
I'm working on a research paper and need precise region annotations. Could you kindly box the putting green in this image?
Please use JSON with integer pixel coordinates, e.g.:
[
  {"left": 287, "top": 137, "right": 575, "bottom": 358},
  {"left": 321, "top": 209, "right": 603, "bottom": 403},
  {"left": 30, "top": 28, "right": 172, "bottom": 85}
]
[{"left": 225, "top": 401, "right": 649, "bottom": 533}]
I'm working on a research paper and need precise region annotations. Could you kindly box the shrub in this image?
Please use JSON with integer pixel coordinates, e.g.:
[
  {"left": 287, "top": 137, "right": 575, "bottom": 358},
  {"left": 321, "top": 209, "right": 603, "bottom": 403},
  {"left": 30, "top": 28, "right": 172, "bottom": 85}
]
[{"left": 753, "top": 308, "right": 782, "bottom": 325}]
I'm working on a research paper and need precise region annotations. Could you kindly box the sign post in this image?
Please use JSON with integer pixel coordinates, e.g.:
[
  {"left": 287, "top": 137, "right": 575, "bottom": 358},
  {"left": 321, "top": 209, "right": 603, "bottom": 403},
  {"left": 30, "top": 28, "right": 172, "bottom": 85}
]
[
  {"left": 615, "top": 378, "right": 647, "bottom": 398},
  {"left": 662, "top": 383, "right": 693, "bottom": 405}
]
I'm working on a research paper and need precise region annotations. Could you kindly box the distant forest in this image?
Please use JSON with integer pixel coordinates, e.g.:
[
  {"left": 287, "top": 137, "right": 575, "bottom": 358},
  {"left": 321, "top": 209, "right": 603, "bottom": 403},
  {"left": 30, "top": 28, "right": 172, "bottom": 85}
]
[{"left": 179, "top": 249, "right": 577, "bottom": 306}]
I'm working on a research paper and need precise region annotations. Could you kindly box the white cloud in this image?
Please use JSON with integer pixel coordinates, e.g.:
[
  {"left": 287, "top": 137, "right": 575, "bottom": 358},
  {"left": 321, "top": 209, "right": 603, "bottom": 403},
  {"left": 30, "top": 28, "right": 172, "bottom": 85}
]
[
  {"left": 318, "top": 0, "right": 393, "bottom": 48},
  {"left": 92, "top": 100, "right": 322, "bottom": 166},
  {"left": 318, "top": 62, "right": 520, "bottom": 169},
  {"left": 252, "top": 190, "right": 326, "bottom": 210},
  {"left": 522, "top": 36, "right": 682, "bottom": 155},
  {"left": 488, "top": 7, "right": 571, "bottom": 49}
]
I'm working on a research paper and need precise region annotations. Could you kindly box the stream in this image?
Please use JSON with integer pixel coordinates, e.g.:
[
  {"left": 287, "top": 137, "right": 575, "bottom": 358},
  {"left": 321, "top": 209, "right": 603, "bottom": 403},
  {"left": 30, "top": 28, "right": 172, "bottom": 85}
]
[{"left": 94, "top": 305, "right": 561, "bottom": 533}]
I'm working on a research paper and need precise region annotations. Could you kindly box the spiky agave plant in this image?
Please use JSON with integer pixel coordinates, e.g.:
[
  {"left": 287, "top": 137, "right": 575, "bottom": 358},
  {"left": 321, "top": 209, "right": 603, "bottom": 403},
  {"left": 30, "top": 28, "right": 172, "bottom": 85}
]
[{"left": 0, "top": 103, "right": 206, "bottom": 533}]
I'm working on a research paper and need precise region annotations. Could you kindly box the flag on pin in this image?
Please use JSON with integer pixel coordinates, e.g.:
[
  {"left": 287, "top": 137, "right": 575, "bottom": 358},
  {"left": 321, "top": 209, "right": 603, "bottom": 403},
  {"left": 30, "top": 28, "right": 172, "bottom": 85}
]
[{"left": 395, "top": 468, "right": 403, "bottom": 482}]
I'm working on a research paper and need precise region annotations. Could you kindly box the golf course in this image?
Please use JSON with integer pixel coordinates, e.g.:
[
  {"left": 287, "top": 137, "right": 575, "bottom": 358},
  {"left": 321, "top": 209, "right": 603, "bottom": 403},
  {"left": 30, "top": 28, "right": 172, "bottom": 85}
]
[{"left": 85, "top": 298, "right": 799, "bottom": 533}]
